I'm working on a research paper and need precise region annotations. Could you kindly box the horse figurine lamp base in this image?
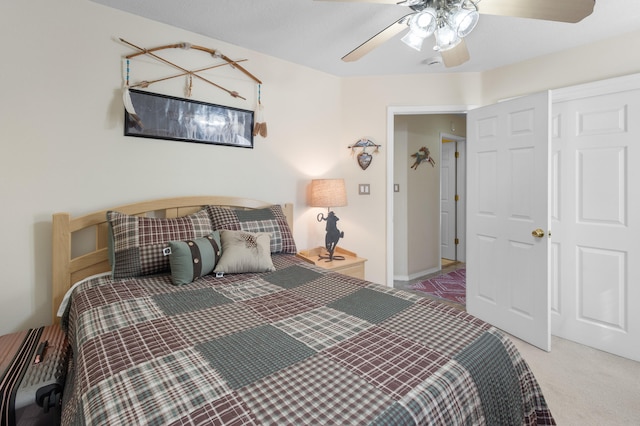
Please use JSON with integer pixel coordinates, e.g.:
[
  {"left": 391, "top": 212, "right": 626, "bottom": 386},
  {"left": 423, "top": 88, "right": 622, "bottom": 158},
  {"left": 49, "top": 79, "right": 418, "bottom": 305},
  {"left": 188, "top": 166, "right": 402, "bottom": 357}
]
[{"left": 317, "top": 210, "right": 345, "bottom": 262}]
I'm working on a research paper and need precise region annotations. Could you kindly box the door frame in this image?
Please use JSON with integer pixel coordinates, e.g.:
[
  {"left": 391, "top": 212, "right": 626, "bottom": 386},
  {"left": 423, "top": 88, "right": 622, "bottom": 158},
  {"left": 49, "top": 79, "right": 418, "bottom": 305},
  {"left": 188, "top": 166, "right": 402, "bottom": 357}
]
[{"left": 386, "top": 105, "right": 473, "bottom": 286}]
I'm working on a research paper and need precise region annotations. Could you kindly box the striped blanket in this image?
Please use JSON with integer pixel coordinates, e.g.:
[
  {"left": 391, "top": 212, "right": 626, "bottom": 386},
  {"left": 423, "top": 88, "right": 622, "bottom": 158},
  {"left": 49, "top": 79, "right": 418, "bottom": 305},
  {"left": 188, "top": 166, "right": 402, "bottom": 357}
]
[{"left": 61, "top": 254, "right": 555, "bottom": 425}]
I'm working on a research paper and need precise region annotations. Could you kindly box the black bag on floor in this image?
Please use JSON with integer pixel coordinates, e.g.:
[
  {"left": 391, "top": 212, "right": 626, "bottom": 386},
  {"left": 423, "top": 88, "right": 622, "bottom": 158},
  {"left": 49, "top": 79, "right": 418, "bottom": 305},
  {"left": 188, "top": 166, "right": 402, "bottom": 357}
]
[{"left": 0, "top": 325, "right": 69, "bottom": 426}]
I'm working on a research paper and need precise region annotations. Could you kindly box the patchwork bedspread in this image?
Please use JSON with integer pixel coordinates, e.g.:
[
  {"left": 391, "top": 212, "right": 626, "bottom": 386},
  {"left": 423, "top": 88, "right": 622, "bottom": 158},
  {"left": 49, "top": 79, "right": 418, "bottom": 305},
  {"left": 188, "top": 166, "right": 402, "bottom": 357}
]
[{"left": 61, "top": 254, "right": 555, "bottom": 425}]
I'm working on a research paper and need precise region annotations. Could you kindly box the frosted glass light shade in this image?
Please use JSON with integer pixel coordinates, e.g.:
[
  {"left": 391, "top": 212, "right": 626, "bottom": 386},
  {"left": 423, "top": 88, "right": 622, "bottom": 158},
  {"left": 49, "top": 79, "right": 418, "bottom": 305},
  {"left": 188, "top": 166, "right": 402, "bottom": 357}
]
[
  {"left": 401, "top": 9, "right": 437, "bottom": 51},
  {"left": 401, "top": 31, "right": 427, "bottom": 51},
  {"left": 411, "top": 9, "right": 437, "bottom": 36},
  {"left": 434, "top": 25, "right": 461, "bottom": 51},
  {"left": 309, "top": 179, "right": 347, "bottom": 208},
  {"left": 450, "top": 8, "right": 479, "bottom": 37}
]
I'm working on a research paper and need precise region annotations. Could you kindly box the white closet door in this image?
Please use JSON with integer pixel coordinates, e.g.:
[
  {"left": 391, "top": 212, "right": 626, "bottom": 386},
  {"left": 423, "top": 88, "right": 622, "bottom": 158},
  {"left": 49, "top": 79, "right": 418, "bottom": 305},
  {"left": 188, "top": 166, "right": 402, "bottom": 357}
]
[{"left": 552, "top": 82, "right": 640, "bottom": 362}]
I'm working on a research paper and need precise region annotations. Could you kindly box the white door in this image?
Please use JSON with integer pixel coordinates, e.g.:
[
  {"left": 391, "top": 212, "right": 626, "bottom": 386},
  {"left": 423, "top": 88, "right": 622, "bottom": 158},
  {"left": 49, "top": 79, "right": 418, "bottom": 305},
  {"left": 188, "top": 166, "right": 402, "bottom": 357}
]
[
  {"left": 551, "top": 82, "right": 640, "bottom": 362},
  {"left": 467, "top": 92, "right": 551, "bottom": 351},
  {"left": 441, "top": 139, "right": 457, "bottom": 260},
  {"left": 441, "top": 135, "right": 467, "bottom": 263}
]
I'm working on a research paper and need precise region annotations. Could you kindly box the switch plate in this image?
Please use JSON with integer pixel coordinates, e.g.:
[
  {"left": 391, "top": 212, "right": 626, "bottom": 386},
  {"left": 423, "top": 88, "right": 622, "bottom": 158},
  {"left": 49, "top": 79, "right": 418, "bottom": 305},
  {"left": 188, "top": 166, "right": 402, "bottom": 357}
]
[{"left": 359, "top": 184, "right": 370, "bottom": 195}]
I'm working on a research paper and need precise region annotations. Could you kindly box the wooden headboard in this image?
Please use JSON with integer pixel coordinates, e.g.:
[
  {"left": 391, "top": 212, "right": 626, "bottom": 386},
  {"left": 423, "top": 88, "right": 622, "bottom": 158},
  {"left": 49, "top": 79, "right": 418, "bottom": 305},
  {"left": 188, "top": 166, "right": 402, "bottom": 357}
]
[{"left": 52, "top": 196, "right": 293, "bottom": 323}]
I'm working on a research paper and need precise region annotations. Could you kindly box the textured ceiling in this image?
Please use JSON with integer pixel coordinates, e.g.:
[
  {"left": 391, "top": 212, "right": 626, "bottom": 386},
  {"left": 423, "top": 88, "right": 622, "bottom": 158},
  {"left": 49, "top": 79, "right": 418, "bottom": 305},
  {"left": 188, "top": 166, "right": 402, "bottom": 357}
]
[{"left": 93, "top": 0, "right": 640, "bottom": 76}]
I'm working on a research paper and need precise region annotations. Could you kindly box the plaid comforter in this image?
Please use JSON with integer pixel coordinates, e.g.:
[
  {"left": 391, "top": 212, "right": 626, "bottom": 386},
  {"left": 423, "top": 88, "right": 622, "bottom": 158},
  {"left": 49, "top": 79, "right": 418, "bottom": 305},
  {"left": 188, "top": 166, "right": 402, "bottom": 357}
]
[{"left": 61, "top": 254, "right": 555, "bottom": 425}]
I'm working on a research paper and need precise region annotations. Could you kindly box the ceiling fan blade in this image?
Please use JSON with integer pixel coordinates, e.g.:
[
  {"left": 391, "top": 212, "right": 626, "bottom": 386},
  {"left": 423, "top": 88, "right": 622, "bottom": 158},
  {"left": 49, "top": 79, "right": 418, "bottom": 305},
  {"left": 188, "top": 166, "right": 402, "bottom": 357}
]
[
  {"left": 342, "top": 14, "right": 412, "bottom": 62},
  {"left": 441, "top": 39, "right": 470, "bottom": 68},
  {"left": 477, "top": 0, "right": 595, "bottom": 23}
]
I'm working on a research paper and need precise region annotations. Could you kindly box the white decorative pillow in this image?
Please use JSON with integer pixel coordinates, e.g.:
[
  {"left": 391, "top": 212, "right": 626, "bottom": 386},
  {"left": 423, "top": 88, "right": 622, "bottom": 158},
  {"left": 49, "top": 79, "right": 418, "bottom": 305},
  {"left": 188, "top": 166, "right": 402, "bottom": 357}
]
[{"left": 214, "top": 230, "right": 275, "bottom": 274}]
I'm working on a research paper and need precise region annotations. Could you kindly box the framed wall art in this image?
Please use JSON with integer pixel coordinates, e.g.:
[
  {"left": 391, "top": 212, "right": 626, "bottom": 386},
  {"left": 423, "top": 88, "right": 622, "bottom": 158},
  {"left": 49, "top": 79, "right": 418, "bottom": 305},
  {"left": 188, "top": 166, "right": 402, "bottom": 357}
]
[{"left": 124, "top": 89, "right": 254, "bottom": 148}]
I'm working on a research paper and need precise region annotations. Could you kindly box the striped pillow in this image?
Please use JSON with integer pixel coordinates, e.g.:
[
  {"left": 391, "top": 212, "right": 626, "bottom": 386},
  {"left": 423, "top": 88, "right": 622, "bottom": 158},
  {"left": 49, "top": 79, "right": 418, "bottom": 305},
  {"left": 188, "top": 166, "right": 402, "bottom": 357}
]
[{"left": 168, "top": 232, "right": 221, "bottom": 285}]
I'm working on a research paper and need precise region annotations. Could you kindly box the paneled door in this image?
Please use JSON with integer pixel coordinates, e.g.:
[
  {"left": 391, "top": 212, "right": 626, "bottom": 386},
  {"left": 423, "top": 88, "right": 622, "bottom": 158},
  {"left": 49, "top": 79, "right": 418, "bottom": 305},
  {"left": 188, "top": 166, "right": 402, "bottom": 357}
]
[
  {"left": 551, "top": 80, "right": 640, "bottom": 362},
  {"left": 467, "top": 92, "right": 551, "bottom": 351}
]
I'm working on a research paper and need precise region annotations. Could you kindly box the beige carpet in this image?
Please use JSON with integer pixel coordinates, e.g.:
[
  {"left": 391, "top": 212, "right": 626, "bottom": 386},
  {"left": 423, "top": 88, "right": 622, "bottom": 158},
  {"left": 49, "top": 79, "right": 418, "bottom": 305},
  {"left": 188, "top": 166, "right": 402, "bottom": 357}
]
[{"left": 510, "top": 335, "right": 640, "bottom": 425}]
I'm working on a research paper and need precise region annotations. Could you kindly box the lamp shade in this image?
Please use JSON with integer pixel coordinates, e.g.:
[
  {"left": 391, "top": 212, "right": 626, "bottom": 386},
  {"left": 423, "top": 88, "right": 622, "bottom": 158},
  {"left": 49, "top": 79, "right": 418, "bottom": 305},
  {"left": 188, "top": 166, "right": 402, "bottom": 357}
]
[{"left": 309, "top": 179, "right": 347, "bottom": 208}]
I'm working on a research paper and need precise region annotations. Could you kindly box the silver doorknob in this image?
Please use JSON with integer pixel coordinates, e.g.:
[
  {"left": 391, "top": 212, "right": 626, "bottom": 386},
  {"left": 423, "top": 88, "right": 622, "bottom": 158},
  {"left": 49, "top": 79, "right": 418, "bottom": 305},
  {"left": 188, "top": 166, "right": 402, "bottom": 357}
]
[{"left": 531, "top": 228, "right": 545, "bottom": 238}]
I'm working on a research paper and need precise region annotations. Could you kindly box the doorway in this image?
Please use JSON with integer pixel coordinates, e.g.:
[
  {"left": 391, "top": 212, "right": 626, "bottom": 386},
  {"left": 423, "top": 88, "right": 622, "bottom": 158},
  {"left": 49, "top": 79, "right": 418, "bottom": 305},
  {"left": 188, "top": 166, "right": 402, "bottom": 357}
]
[
  {"left": 388, "top": 109, "right": 468, "bottom": 283},
  {"left": 386, "top": 74, "right": 640, "bottom": 361}
]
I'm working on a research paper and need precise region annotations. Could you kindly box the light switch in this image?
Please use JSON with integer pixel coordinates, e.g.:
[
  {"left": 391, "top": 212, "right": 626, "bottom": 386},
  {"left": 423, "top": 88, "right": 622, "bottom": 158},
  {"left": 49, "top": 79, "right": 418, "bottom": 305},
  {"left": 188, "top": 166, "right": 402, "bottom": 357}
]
[
  {"left": 359, "top": 184, "right": 370, "bottom": 195},
  {"left": 394, "top": 184, "right": 400, "bottom": 193}
]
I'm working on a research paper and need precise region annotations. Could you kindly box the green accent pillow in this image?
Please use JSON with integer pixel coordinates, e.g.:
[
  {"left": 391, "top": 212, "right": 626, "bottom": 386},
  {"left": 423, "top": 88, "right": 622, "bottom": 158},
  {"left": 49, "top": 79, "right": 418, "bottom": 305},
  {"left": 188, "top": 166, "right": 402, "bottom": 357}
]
[
  {"left": 213, "top": 230, "right": 275, "bottom": 274},
  {"left": 168, "top": 232, "right": 222, "bottom": 285}
]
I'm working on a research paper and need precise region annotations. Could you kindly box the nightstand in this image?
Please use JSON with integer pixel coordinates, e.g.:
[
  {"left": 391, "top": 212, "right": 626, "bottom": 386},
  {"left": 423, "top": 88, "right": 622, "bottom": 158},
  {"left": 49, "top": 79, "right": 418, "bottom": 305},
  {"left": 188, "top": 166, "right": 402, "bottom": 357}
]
[{"left": 296, "top": 247, "right": 367, "bottom": 279}]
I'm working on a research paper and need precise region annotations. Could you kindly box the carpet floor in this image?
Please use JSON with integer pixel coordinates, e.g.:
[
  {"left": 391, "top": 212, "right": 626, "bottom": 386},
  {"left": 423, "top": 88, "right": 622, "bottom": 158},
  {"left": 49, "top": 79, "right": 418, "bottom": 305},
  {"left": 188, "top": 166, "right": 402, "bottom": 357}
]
[
  {"left": 398, "top": 265, "right": 640, "bottom": 424},
  {"left": 409, "top": 268, "right": 466, "bottom": 305}
]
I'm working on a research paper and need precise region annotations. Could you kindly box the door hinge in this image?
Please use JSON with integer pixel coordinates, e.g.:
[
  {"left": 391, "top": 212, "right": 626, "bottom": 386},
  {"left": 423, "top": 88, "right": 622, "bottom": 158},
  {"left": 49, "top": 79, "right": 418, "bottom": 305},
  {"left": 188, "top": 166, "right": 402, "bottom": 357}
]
[
  {"left": 455, "top": 151, "right": 460, "bottom": 158},
  {"left": 455, "top": 194, "right": 459, "bottom": 202},
  {"left": 455, "top": 238, "right": 459, "bottom": 245}
]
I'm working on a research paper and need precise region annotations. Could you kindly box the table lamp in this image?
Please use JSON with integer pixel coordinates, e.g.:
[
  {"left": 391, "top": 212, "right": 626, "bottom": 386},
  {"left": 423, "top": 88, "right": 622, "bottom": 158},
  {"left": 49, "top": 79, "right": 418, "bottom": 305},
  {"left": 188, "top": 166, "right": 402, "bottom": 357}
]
[{"left": 309, "top": 178, "right": 347, "bottom": 261}]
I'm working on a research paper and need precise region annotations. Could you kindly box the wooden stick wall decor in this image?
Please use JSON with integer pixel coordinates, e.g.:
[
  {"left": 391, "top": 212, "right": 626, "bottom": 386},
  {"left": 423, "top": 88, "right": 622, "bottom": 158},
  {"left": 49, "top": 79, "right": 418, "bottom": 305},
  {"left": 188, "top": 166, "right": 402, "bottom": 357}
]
[
  {"left": 120, "top": 38, "right": 266, "bottom": 136},
  {"left": 129, "top": 60, "right": 249, "bottom": 90},
  {"left": 122, "top": 40, "right": 262, "bottom": 85},
  {"left": 120, "top": 38, "right": 262, "bottom": 100}
]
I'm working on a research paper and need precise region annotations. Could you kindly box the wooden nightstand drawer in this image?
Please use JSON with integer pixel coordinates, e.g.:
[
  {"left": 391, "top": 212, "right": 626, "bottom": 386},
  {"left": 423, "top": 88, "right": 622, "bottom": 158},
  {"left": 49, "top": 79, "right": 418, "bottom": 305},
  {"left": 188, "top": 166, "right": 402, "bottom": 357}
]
[{"left": 296, "top": 247, "right": 367, "bottom": 279}]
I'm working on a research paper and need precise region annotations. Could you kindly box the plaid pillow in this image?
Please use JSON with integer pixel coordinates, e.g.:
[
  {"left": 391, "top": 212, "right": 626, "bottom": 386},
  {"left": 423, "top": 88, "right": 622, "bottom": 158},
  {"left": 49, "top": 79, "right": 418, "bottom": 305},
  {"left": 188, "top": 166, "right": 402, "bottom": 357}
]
[
  {"left": 107, "top": 209, "right": 214, "bottom": 278},
  {"left": 205, "top": 205, "right": 296, "bottom": 254}
]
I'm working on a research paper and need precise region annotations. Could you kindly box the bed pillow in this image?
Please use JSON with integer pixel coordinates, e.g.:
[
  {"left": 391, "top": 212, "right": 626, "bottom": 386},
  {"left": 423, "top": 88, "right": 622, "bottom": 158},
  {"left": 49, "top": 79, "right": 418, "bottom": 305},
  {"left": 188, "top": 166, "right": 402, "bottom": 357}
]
[
  {"left": 168, "top": 232, "right": 221, "bottom": 285},
  {"left": 213, "top": 229, "right": 275, "bottom": 274},
  {"left": 206, "top": 205, "right": 296, "bottom": 254},
  {"left": 107, "top": 209, "right": 214, "bottom": 279}
]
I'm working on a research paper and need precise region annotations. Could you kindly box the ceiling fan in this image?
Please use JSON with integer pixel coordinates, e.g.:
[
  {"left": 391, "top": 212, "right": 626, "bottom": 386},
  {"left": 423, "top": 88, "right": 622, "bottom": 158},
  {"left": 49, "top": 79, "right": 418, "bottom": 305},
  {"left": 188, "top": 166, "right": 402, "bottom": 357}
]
[{"left": 319, "top": 0, "right": 596, "bottom": 68}]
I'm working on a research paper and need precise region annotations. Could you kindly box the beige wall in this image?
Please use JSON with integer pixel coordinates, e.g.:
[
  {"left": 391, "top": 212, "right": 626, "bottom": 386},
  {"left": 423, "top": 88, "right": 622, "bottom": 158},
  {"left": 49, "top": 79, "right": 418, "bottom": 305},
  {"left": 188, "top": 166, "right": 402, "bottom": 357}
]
[
  {"left": 481, "top": 31, "right": 640, "bottom": 104},
  {"left": 1, "top": 0, "right": 639, "bottom": 334},
  {"left": 0, "top": 0, "right": 344, "bottom": 334},
  {"left": 340, "top": 74, "right": 482, "bottom": 284}
]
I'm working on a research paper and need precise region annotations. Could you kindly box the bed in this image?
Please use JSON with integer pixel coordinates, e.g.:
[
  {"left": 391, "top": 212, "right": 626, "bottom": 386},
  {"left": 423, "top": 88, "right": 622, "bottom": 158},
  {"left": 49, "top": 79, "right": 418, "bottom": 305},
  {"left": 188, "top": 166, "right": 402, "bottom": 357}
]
[{"left": 52, "top": 196, "right": 555, "bottom": 425}]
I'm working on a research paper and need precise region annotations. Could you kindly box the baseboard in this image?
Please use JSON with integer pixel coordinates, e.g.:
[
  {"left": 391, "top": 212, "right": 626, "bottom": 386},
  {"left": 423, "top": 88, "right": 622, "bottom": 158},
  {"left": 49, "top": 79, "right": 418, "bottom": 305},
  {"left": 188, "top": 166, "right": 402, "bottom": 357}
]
[{"left": 394, "top": 266, "right": 441, "bottom": 282}]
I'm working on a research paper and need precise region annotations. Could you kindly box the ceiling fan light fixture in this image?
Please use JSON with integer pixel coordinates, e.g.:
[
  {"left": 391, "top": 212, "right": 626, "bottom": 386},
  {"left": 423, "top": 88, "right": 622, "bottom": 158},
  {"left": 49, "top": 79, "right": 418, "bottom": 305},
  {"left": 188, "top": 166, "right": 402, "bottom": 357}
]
[
  {"left": 434, "top": 25, "right": 461, "bottom": 52},
  {"left": 449, "top": 7, "right": 479, "bottom": 38},
  {"left": 410, "top": 8, "right": 437, "bottom": 36},
  {"left": 401, "top": 30, "right": 427, "bottom": 51},
  {"left": 401, "top": 8, "right": 437, "bottom": 51}
]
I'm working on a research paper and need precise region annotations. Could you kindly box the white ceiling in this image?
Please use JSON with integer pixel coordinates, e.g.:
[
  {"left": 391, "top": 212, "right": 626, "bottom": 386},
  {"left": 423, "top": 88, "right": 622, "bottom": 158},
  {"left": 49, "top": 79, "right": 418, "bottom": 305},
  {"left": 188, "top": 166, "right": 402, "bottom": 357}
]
[{"left": 93, "top": 0, "right": 640, "bottom": 77}]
